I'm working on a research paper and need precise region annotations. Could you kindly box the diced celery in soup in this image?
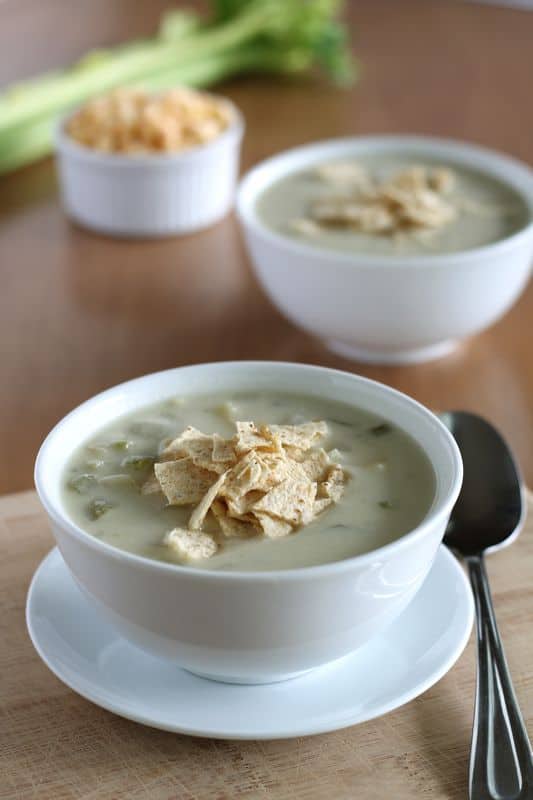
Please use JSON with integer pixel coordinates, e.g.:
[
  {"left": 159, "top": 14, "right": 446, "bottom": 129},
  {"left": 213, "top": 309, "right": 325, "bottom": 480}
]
[{"left": 62, "top": 392, "right": 435, "bottom": 571}]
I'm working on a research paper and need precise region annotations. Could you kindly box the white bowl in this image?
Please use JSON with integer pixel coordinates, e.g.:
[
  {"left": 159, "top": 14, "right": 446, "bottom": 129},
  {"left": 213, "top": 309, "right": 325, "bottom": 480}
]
[
  {"left": 236, "top": 136, "right": 533, "bottom": 364},
  {"left": 34, "top": 361, "right": 462, "bottom": 684},
  {"left": 55, "top": 100, "right": 244, "bottom": 238}
]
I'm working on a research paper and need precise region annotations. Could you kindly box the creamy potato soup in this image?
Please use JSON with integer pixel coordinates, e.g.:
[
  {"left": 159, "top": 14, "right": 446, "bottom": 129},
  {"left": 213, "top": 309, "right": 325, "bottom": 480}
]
[
  {"left": 62, "top": 392, "right": 435, "bottom": 571},
  {"left": 256, "top": 155, "right": 529, "bottom": 255}
]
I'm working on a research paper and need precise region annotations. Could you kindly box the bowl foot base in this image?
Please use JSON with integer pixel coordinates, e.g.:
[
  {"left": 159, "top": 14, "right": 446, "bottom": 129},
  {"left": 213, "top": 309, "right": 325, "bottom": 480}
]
[
  {"left": 326, "top": 338, "right": 459, "bottom": 365},
  {"left": 185, "top": 667, "right": 315, "bottom": 685}
]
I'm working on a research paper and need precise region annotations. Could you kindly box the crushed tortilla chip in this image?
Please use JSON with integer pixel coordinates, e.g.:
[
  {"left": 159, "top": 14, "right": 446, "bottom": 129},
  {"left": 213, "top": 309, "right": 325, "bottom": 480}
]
[
  {"left": 211, "top": 500, "right": 258, "bottom": 538},
  {"left": 254, "top": 512, "right": 293, "bottom": 539},
  {"left": 66, "top": 87, "right": 233, "bottom": 155},
  {"left": 299, "top": 448, "right": 331, "bottom": 481},
  {"left": 313, "top": 497, "right": 333, "bottom": 515},
  {"left": 225, "top": 488, "right": 264, "bottom": 518},
  {"left": 223, "top": 450, "right": 294, "bottom": 502},
  {"left": 188, "top": 471, "right": 228, "bottom": 531},
  {"left": 297, "top": 161, "right": 465, "bottom": 242},
  {"left": 428, "top": 167, "right": 455, "bottom": 194},
  {"left": 283, "top": 445, "right": 307, "bottom": 462},
  {"left": 154, "top": 459, "right": 213, "bottom": 505},
  {"left": 234, "top": 421, "right": 272, "bottom": 454},
  {"left": 164, "top": 527, "right": 217, "bottom": 561},
  {"left": 266, "top": 421, "right": 328, "bottom": 449},
  {"left": 224, "top": 450, "right": 265, "bottom": 495},
  {"left": 319, "top": 465, "right": 345, "bottom": 503},
  {"left": 212, "top": 434, "right": 235, "bottom": 463},
  {"left": 152, "top": 417, "right": 348, "bottom": 561},
  {"left": 162, "top": 426, "right": 228, "bottom": 474},
  {"left": 315, "top": 161, "right": 370, "bottom": 187},
  {"left": 252, "top": 478, "right": 318, "bottom": 526}
]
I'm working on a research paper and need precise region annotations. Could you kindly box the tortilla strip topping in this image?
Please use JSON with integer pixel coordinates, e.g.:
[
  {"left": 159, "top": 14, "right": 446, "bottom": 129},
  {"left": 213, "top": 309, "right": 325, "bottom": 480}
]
[
  {"left": 290, "top": 162, "right": 460, "bottom": 240},
  {"left": 144, "top": 420, "right": 347, "bottom": 561}
]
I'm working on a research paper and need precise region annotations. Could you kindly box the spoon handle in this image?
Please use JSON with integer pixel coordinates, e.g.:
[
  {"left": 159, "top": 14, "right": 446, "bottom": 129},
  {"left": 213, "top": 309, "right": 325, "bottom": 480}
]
[{"left": 467, "top": 555, "right": 533, "bottom": 800}]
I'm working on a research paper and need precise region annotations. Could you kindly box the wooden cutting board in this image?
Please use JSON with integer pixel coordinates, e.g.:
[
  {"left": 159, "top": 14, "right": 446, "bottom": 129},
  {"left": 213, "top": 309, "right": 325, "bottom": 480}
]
[{"left": 1, "top": 490, "right": 532, "bottom": 800}]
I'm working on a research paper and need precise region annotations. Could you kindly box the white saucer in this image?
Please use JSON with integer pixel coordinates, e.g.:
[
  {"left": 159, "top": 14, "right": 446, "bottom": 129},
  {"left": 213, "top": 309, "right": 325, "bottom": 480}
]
[{"left": 27, "top": 546, "right": 473, "bottom": 740}]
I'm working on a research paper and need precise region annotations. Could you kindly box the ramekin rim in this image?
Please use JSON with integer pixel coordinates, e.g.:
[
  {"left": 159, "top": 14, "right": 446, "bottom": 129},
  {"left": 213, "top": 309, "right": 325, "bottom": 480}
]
[{"left": 54, "top": 94, "right": 245, "bottom": 167}]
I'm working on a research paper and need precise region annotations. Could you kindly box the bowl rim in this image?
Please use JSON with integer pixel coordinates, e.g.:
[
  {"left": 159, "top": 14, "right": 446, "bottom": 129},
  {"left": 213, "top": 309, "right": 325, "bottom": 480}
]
[
  {"left": 54, "top": 92, "right": 245, "bottom": 167},
  {"left": 236, "top": 134, "right": 533, "bottom": 269},
  {"left": 34, "top": 361, "right": 463, "bottom": 583}
]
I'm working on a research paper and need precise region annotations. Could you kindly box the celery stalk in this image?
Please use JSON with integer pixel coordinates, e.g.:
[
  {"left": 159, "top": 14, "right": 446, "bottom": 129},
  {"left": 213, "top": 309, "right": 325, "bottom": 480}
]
[
  {"left": 0, "top": 118, "right": 54, "bottom": 175},
  {"left": 0, "top": 45, "right": 314, "bottom": 175},
  {"left": 0, "top": 0, "right": 357, "bottom": 175},
  {"left": 0, "top": 2, "right": 290, "bottom": 135}
]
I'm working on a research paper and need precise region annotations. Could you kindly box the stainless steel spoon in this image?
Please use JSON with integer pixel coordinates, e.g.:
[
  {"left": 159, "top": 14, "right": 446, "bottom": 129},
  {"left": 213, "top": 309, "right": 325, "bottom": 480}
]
[{"left": 441, "top": 411, "right": 532, "bottom": 800}]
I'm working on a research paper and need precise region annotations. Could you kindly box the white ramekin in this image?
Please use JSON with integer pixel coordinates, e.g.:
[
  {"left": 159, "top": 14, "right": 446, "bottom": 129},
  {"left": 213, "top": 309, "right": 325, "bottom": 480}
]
[
  {"left": 34, "top": 362, "right": 462, "bottom": 684},
  {"left": 55, "top": 100, "right": 244, "bottom": 237},
  {"left": 236, "top": 136, "right": 533, "bottom": 365}
]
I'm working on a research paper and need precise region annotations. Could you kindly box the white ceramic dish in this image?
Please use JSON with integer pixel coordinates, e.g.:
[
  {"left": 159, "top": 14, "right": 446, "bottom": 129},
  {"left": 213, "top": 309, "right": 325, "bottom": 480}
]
[
  {"left": 55, "top": 99, "right": 244, "bottom": 238},
  {"left": 34, "top": 361, "right": 462, "bottom": 684},
  {"left": 236, "top": 136, "right": 533, "bottom": 364},
  {"left": 27, "top": 545, "right": 473, "bottom": 739}
]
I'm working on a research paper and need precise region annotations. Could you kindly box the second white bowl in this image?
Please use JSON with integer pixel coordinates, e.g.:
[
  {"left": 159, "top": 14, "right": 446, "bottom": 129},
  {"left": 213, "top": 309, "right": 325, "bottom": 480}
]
[
  {"left": 237, "top": 136, "right": 533, "bottom": 364},
  {"left": 55, "top": 100, "right": 244, "bottom": 238}
]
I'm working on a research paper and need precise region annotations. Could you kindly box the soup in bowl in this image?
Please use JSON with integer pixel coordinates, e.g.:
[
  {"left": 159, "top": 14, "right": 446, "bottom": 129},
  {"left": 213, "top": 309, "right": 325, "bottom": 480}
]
[
  {"left": 237, "top": 136, "right": 533, "bottom": 364},
  {"left": 35, "top": 362, "right": 462, "bottom": 683}
]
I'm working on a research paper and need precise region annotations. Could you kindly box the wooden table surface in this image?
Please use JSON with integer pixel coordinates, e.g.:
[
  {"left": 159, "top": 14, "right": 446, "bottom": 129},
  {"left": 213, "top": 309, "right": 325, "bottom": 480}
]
[
  {"left": 1, "top": 488, "right": 531, "bottom": 800},
  {"left": 1, "top": 0, "right": 532, "bottom": 497}
]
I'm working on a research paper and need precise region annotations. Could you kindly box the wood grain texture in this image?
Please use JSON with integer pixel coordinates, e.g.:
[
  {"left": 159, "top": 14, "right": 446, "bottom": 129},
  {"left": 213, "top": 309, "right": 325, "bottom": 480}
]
[
  {"left": 0, "top": 0, "right": 532, "bottom": 496},
  {"left": 0, "top": 490, "right": 532, "bottom": 800}
]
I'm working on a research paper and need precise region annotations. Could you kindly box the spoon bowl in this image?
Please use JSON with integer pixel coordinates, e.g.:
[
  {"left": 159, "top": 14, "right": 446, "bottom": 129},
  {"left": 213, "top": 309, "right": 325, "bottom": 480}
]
[{"left": 442, "top": 411, "right": 525, "bottom": 556}]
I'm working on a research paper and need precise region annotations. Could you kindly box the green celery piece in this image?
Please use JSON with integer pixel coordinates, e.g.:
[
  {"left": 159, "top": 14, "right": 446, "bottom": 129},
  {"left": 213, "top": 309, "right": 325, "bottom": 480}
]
[
  {"left": 68, "top": 474, "right": 98, "bottom": 494},
  {"left": 369, "top": 423, "right": 392, "bottom": 437},
  {"left": 1, "top": 69, "right": 63, "bottom": 105},
  {"left": 121, "top": 455, "right": 155, "bottom": 471},
  {"left": 0, "top": 43, "right": 311, "bottom": 175},
  {"left": 0, "top": 0, "right": 355, "bottom": 140},
  {"left": 0, "top": 1, "right": 286, "bottom": 135},
  {"left": 213, "top": 0, "right": 252, "bottom": 22},
  {"left": 0, "top": 59, "right": 222, "bottom": 175},
  {"left": 312, "top": 19, "right": 357, "bottom": 85},
  {"left": 144, "top": 44, "right": 314, "bottom": 90},
  {"left": 87, "top": 498, "right": 114, "bottom": 520},
  {"left": 0, "top": 117, "right": 54, "bottom": 175},
  {"left": 159, "top": 10, "right": 201, "bottom": 41},
  {"left": 0, "top": 0, "right": 357, "bottom": 173}
]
